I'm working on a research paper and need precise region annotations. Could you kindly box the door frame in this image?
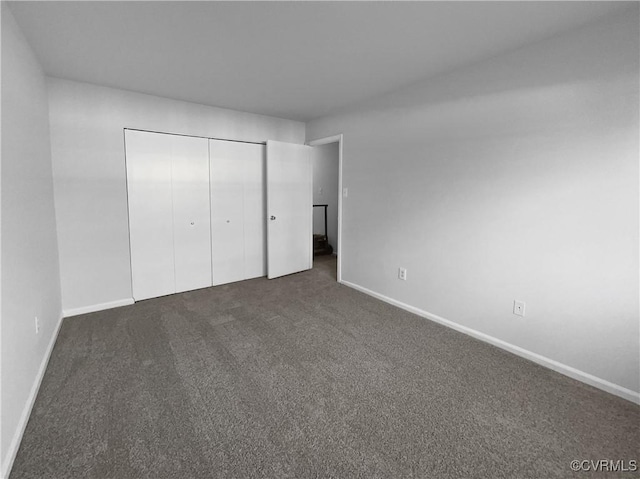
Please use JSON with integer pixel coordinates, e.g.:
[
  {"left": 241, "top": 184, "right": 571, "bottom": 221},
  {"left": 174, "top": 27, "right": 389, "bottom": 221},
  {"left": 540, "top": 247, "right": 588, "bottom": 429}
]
[{"left": 306, "top": 134, "right": 344, "bottom": 283}]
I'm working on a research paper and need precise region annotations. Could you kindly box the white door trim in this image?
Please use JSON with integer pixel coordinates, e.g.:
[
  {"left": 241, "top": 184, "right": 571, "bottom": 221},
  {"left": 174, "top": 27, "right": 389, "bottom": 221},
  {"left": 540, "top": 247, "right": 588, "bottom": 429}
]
[{"left": 307, "top": 134, "right": 344, "bottom": 284}]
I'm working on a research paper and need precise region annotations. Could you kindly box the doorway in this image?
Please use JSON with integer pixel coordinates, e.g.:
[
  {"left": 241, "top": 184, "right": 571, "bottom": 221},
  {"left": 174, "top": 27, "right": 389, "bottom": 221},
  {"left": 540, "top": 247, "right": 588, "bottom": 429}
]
[{"left": 308, "top": 135, "right": 343, "bottom": 283}]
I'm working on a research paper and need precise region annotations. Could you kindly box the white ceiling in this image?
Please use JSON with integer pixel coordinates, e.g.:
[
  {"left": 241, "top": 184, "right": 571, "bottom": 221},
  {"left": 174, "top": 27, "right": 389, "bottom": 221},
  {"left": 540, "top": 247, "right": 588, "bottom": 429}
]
[{"left": 8, "top": 1, "right": 629, "bottom": 122}]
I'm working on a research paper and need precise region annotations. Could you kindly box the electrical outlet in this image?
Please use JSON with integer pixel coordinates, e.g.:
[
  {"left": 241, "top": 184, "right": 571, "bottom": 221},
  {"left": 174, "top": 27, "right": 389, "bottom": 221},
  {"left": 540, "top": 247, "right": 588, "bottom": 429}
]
[
  {"left": 343, "top": 187, "right": 348, "bottom": 198},
  {"left": 319, "top": 187, "right": 324, "bottom": 196},
  {"left": 398, "top": 267, "right": 407, "bottom": 281},
  {"left": 513, "top": 300, "right": 526, "bottom": 317},
  {"left": 35, "top": 316, "right": 40, "bottom": 334}
]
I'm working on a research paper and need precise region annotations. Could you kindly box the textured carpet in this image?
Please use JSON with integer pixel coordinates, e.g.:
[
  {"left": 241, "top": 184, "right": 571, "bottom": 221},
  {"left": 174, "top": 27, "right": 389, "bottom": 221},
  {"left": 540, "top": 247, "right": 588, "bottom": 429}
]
[{"left": 10, "top": 256, "right": 639, "bottom": 478}]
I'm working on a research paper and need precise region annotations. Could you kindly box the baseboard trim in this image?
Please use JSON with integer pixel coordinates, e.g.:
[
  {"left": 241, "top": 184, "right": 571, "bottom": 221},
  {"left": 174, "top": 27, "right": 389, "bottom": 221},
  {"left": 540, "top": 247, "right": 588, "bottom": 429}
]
[
  {"left": 1, "top": 312, "right": 64, "bottom": 479},
  {"left": 341, "top": 280, "right": 640, "bottom": 405},
  {"left": 63, "top": 298, "right": 134, "bottom": 318}
]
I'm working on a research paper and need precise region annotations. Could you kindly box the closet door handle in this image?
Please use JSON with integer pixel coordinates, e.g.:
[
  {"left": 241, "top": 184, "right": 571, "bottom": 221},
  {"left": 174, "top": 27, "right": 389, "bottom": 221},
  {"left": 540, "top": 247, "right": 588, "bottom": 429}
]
[{"left": 270, "top": 215, "right": 276, "bottom": 221}]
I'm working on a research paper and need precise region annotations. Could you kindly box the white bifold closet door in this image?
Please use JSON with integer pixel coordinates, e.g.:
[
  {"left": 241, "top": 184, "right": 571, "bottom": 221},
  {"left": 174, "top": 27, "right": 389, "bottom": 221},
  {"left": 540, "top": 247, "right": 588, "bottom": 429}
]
[
  {"left": 266, "top": 140, "right": 313, "bottom": 279},
  {"left": 126, "top": 130, "right": 212, "bottom": 301},
  {"left": 209, "top": 139, "right": 266, "bottom": 285}
]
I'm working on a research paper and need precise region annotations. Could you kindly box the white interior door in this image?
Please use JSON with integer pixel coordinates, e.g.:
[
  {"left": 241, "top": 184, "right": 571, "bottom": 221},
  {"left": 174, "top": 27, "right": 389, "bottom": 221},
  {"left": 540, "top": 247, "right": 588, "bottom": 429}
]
[
  {"left": 266, "top": 140, "right": 312, "bottom": 279},
  {"left": 210, "top": 140, "right": 247, "bottom": 285},
  {"left": 171, "top": 135, "right": 212, "bottom": 293},
  {"left": 210, "top": 140, "right": 266, "bottom": 285},
  {"left": 242, "top": 144, "right": 266, "bottom": 279},
  {"left": 126, "top": 130, "right": 175, "bottom": 301},
  {"left": 127, "top": 130, "right": 212, "bottom": 300}
]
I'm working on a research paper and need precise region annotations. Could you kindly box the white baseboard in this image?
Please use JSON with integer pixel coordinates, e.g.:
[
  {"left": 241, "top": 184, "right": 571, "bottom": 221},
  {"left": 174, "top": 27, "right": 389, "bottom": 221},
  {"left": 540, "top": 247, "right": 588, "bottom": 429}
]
[
  {"left": 63, "top": 298, "right": 134, "bottom": 318},
  {"left": 341, "top": 280, "right": 640, "bottom": 405},
  {"left": 1, "top": 313, "right": 64, "bottom": 479}
]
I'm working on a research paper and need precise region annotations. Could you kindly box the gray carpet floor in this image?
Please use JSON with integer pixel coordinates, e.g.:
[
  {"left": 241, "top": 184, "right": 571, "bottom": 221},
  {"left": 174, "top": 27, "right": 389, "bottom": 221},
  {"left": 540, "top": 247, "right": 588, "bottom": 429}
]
[{"left": 10, "top": 256, "right": 639, "bottom": 478}]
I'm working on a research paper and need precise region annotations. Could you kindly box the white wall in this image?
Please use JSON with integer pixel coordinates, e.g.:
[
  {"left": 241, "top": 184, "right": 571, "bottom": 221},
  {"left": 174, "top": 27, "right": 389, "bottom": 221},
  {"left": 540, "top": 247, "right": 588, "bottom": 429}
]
[
  {"left": 312, "top": 142, "right": 339, "bottom": 252},
  {"left": 307, "top": 8, "right": 640, "bottom": 399},
  {"left": 48, "top": 78, "right": 305, "bottom": 314},
  {"left": 1, "top": 5, "right": 63, "bottom": 477}
]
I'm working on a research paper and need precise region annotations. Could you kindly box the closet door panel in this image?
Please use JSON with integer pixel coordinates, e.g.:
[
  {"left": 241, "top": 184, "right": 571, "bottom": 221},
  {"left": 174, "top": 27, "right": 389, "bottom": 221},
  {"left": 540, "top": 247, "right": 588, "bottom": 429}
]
[
  {"left": 210, "top": 140, "right": 246, "bottom": 285},
  {"left": 171, "top": 135, "right": 212, "bottom": 293},
  {"left": 243, "top": 144, "right": 266, "bottom": 279},
  {"left": 125, "top": 130, "right": 175, "bottom": 301}
]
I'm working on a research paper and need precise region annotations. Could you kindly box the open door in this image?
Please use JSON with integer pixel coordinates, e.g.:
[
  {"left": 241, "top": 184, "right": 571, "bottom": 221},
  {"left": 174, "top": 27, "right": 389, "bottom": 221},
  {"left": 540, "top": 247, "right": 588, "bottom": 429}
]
[{"left": 266, "top": 140, "right": 312, "bottom": 279}]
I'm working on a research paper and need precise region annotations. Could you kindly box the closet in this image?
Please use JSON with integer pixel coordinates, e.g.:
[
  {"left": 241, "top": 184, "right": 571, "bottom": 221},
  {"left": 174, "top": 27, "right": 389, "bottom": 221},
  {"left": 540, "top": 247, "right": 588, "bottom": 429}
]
[{"left": 125, "top": 130, "right": 312, "bottom": 302}]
